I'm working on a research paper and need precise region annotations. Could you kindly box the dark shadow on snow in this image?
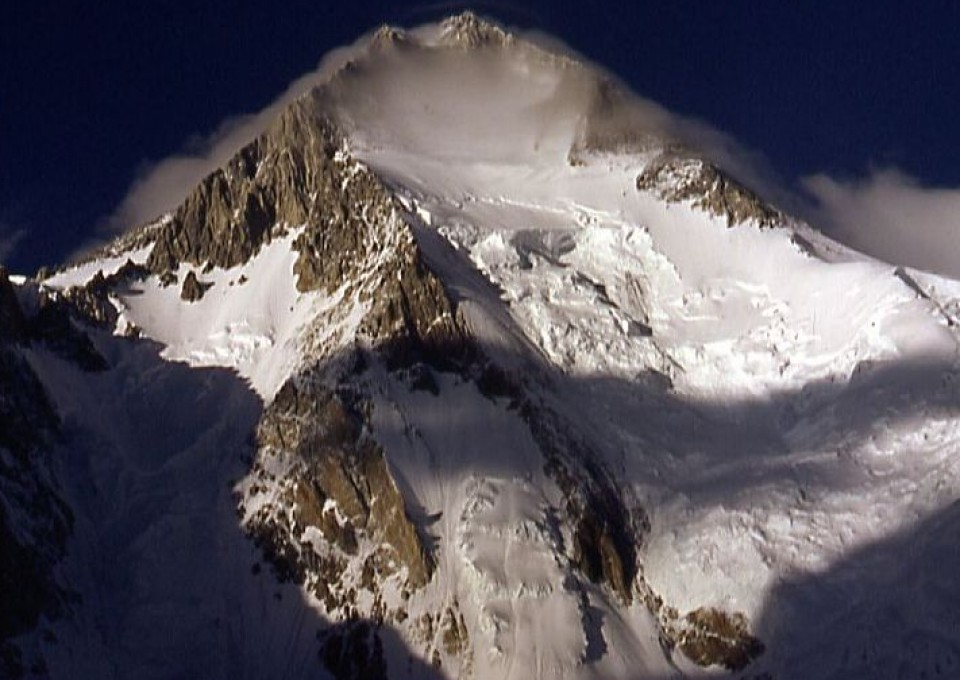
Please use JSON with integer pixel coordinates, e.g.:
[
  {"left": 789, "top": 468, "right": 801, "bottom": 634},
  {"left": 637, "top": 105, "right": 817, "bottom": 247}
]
[
  {"left": 6, "top": 276, "right": 960, "bottom": 679},
  {"left": 752, "top": 499, "right": 960, "bottom": 679},
  {"left": 3, "top": 322, "right": 444, "bottom": 680}
]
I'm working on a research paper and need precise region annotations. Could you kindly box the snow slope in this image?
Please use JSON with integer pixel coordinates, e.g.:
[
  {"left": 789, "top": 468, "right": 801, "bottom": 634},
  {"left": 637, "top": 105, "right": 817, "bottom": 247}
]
[{"left": 330, "top": 22, "right": 960, "bottom": 678}]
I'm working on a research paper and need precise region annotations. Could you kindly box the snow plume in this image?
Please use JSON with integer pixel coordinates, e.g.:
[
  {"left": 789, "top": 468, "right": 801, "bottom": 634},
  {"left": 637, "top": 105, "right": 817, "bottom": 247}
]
[
  {"left": 581, "top": 84, "right": 787, "bottom": 206},
  {"left": 804, "top": 169, "right": 960, "bottom": 278},
  {"left": 324, "top": 36, "right": 601, "bottom": 161},
  {"left": 334, "top": 14, "right": 782, "bottom": 200}
]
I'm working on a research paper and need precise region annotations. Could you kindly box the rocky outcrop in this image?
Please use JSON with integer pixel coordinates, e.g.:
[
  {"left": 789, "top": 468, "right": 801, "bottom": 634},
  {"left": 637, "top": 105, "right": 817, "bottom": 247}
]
[
  {"left": 463, "top": 357, "right": 646, "bottom": 604},
  {"left": 288, "top": 144, "right": 396, "bottom": 294},
  {"left": 2, "top": 269, "right": 110, "bottom": 371},
  {"left": 245, "top": 376, "right": 434, "bottom": 607},
  {"left": 60, "top": 259, "right": 149, "bottom": 328},
  {"left": 21, "top": 260, "right": 156, "bottom": 370},
  {"left": 145, "top": 93, "right": 350, "bottom": 274},
  {"left": 526, "top": 402, "right": 646, "bottom": 604},
  {"left": 671, "top": 607, "right": 765, "bottom": 671},
  {"left": 369, "top": 25, "right": 408, "bottom": 50},
  {"left": 437, "top": 12, "right": 514, "bottom": 48},
  {"left": 179, "top": 270, "right": 211, "bottom": 302},
  {"left": 637, "top": 150, "right": 783, "bottom": 228}
]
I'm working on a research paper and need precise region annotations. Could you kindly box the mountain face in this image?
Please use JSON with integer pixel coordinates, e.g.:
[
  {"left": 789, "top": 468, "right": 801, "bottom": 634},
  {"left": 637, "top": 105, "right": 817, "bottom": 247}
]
[{"left": 3, "top": 12, "right": 960, "bottom": 680}]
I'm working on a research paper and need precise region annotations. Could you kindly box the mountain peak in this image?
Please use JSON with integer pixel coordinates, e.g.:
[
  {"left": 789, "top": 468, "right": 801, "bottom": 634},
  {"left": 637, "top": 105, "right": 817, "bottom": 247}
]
[
  {"left": 6, "top": 12, "right": 960, "bottom": 680},
  {"left": 369, "top": 24, "right": 409, "bottom": 50},
  {"left": 436, "top": 11, "right": 514, "bottom": 48}
]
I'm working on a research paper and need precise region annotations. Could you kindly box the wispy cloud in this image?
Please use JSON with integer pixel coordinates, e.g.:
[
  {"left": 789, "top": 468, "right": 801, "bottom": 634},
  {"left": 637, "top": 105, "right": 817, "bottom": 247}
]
[
  {"left": 103, "top": 13, "right": 956, "bottom": 286},
  {"left": 99, "top": 38, "right": 374, "bottom": 238},
  {"left": 0, "top": 225, "right": 25, "bottom": 267},
  {"left": 803, "top": 168, "right": 960, "bottom": 278},
  {"left": 100, "top": 16, "right": 787, "bottom": 240}
]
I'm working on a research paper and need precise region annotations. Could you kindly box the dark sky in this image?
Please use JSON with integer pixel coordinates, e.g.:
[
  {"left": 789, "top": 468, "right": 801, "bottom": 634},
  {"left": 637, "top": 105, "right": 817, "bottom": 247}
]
[{"left": 3, "top": 1, "right": 960, "bottom": 274}]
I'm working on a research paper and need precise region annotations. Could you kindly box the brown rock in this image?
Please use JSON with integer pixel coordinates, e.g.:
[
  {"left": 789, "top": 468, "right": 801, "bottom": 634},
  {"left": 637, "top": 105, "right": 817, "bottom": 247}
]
[
  {"left": 676, "top": 607, "right": 765, "bottom": 671},
  {"left": 636, "top": 150, "right": 783, "bottom": 228},
  {"left": 145, "top": 94, "right": 344, "bottom": 274},
  {"left": 180, "top": 271, "right": 211, "bottom": 302},
  {"left": 252, "top": 380, "right": 434, "bottom": 592}
]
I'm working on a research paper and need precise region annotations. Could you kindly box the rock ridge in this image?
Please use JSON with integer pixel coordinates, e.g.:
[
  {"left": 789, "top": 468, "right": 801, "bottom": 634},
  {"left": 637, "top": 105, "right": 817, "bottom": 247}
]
[{"left": 637, "top": 149, "right": 784, "bottom": 228}]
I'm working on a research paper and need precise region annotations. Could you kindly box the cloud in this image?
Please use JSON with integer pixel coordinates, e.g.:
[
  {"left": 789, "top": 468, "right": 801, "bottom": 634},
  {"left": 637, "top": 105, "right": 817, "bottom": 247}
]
[
  {"left": 665, "top": 110, "right": 793, "bottom": 211},
  {"left": 0, "top": 226, "right": 25, "bottom": 266},
  {"left": 100, "top": 38, "right": 373, "bottom": 237},
  {"left": 98, "top": 11, "right": 790, "bottom": 265},
  {"left": 93, "top": 11, "right": 960, "bottom": 291},
  {"left": 803, "top": 169, "right": 960, "bottom": 278},
  {"left": 102, "top": 14, "right": 790, "bottom": 234}
]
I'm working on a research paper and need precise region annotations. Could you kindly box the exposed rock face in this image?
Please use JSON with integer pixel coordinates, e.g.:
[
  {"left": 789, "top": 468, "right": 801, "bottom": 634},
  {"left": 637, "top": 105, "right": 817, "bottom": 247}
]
[
  {"left": 288, "top": 145, "right": 398, "bottom": 294},
  {"left": 637, "top": 150, "right": 784, "bottom": 228},
  {"left": 250, "top": 378, "right": 433, "bottom": 593},
  {"left": 239, "top": 190, "right": 468, "bottom": 621},
  {"left": 2, "top": 269, "right": 110, "bottom": 371},
  {"left": 672, "top": 607, "right": 765, "bottom": 671},
  {"left": 60, "top": 259, "right": 149, "bottom": 328},
  {"left": 437, "top": 11, "right": 514, "bottom": 48},
  {"left": 369, "top": 25, "right": 408, "bottom": 50},
  {"left": 179, "top": 270, "right": 211, "bottom": 301},
  {"left": 145, "top": 93, "right": 350, "bottom": 274},
  {"left": 520, "top": 399, "right": 645, "bottom": 604}
]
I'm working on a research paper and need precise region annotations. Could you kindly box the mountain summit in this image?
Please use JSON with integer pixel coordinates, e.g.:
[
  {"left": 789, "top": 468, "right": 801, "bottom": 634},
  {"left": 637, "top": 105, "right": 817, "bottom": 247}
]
[{"left": 3, "top": 13, "right": 960, "bottom": 680}]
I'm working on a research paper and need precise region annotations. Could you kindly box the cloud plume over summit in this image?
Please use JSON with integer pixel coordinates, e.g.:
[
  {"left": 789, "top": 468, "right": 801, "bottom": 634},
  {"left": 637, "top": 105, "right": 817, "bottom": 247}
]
[
  {"left": 95, "top": 12, "right": 960, "bottom": 283},
  {"left": 98, "top": 15, "right": 776, "bottom": 239}
]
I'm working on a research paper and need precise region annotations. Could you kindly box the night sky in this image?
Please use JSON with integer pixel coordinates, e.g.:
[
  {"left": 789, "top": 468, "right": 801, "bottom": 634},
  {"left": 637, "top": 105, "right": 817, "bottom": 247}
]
[{"left": 3, "top": 1, "right": 960, "bottom": 274}]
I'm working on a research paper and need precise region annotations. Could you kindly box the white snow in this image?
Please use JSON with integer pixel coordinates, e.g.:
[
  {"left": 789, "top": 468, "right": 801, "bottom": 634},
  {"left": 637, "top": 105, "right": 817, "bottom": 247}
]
[
  {"left": 328, "top": 31, "right": 960, "bottom": 678},
  {"left": 44, "top": 245, "right": 153, "bottom": 289},
  {"left": 107, "top": 229, "right": 340, "bottom": 401}
]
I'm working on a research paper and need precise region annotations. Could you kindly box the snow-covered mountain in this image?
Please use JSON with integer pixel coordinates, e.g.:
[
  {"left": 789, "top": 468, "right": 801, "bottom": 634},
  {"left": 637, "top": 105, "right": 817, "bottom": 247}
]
[{"left": 3, "top": 12, "right": 960, "bottom": 680}]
